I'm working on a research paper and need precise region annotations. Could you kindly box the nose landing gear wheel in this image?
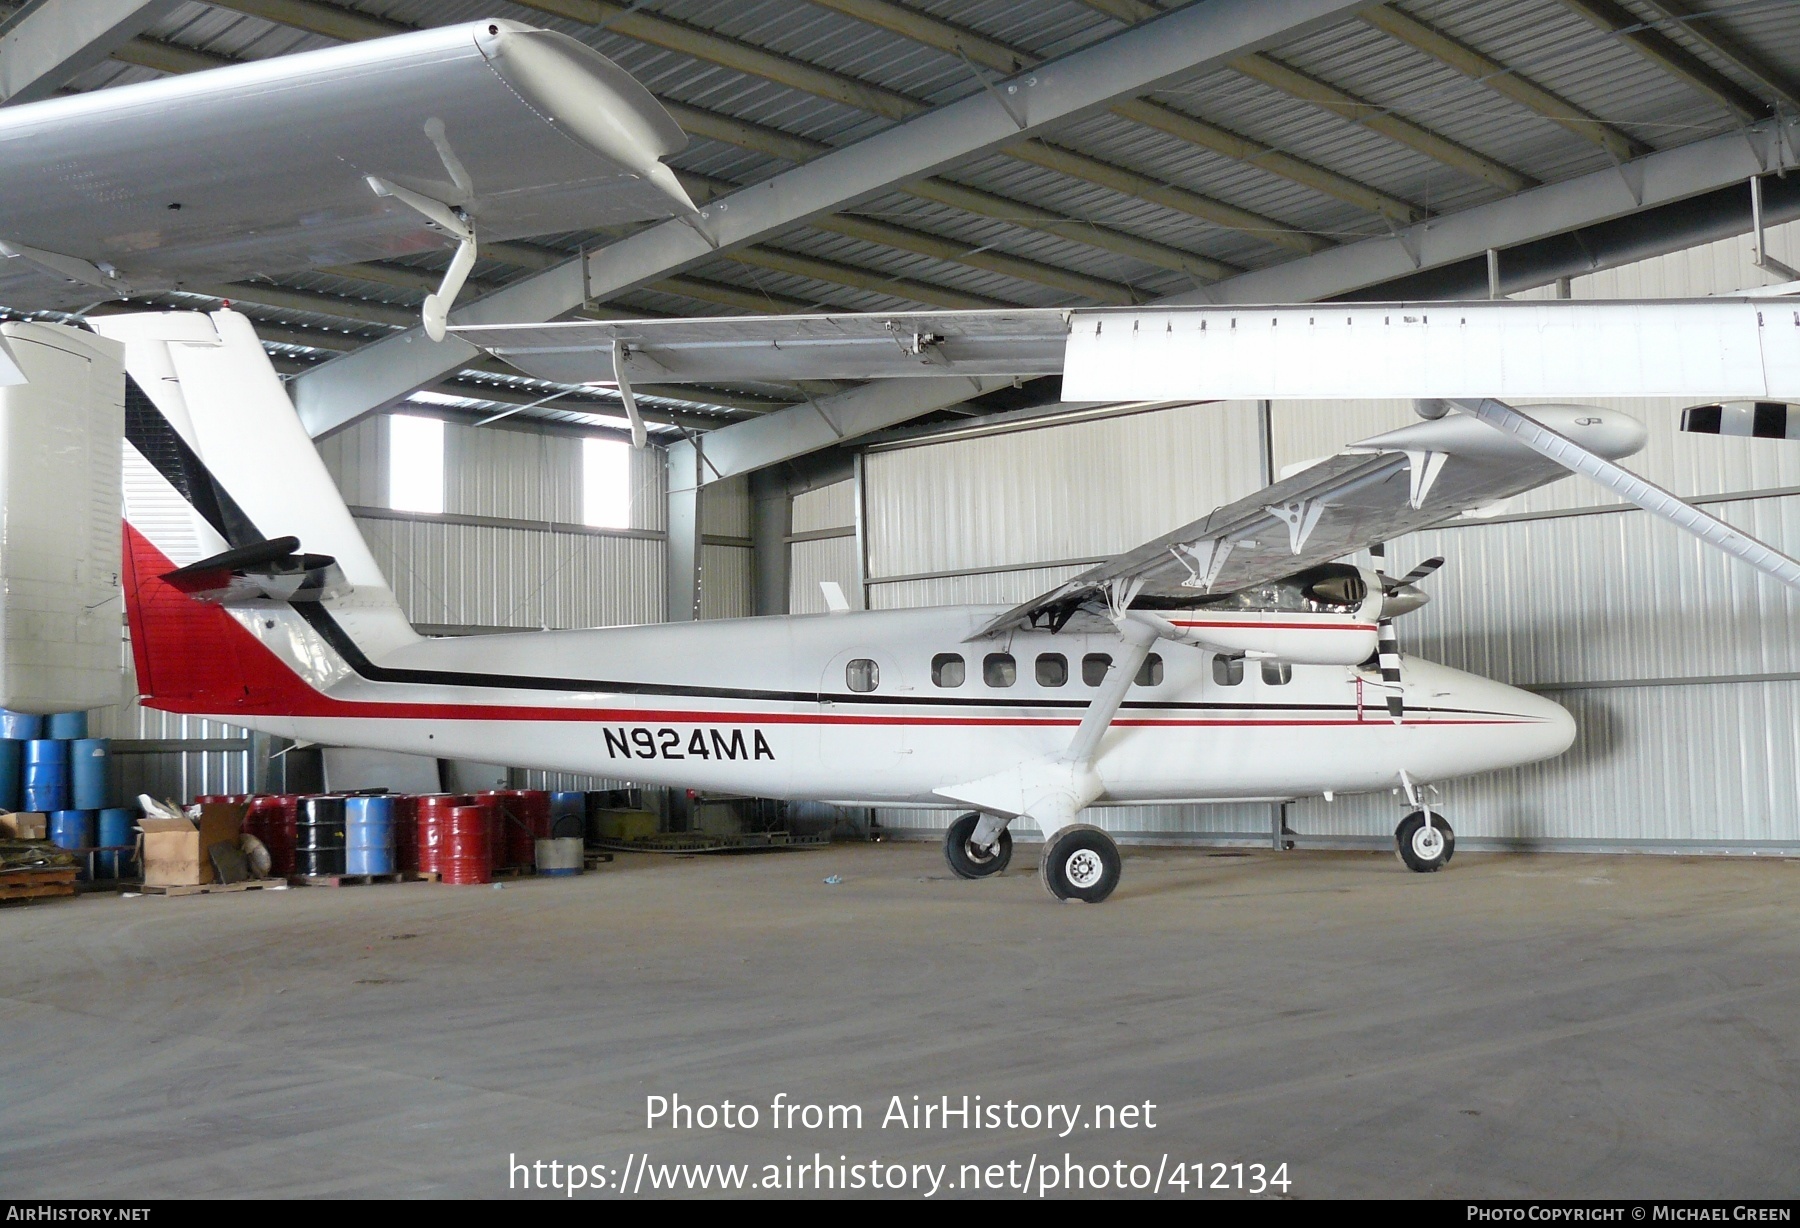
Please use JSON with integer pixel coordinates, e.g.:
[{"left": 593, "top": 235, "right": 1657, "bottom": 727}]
[
  {"left": 1395, "top": 810, "right": 1454, "bottom": 872},
  {"left": 1039, "top": 824, "right": 1121, "bottom": 902},
  {"left": 943, "top": 811, "right": 1012, "bottom": 878}
]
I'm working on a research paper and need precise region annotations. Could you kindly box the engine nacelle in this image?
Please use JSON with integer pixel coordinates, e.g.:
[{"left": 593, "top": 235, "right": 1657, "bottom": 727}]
[{"left": 1149, "top": 563, "right": 1382, "bottom": 665}]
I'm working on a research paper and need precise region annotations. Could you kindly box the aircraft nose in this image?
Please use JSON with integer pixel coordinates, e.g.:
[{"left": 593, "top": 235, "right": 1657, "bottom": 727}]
[{"left": 1515, "top": 687, "right": 1577, "bottom": 759}]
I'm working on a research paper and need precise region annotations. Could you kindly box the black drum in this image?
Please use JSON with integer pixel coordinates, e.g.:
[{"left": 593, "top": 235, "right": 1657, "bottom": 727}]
[{"left": 293, "top": 795, "right": 346, "bottom": 874}]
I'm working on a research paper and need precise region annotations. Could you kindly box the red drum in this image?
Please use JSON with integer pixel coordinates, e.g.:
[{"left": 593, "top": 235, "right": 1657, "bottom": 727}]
[
  {"left": 476, "top": 790, "right": 511, "bottom": 867},
  {"left": 443, "top": 803, "right": 493, "bottom": 884},
  {"left": 500, "top": 790, "right": 549, "bottom": 868},
  {"left": 244, "top": 794, "right": 299, "bottom": 876},
  {"left": 414, "top": 794, "right": 471, "bottom": 876}
]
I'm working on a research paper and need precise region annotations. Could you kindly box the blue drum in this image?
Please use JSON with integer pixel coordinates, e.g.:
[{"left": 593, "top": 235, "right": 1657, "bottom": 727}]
[
  {"left": 0, "top": 710, "right": 43, "bottom": 740},
  {"left": 23, "top": 740, "right": 69, "bottom": 812},
  {"left": 46, "top": 711, "right": 87, "bottom": 740},
  {"left": 344, "top": 795, "right": 396, "bottom": 876},
  {"left": 0, "top": 739, "right": 21, "bottom": 812},
  {"left": 95, "top": 808, "right": 135, "bottom": 878},
  {"left": 70, "top": 739, "right": 110, "bottom": 811},
  {"left": 549, "top": 791, "right": 586, "bottom": 838}
]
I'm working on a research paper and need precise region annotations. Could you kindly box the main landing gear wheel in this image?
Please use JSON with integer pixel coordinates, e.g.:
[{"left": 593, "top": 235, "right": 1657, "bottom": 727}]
[
  {"left": 1039, "top": 824, "right": 1121, "bottom": 903},
  {"left": 1395, "top": 810, "right": 1455, "bottom": 873},
  {"left": 944, "top": 812, "right": 1012, "bottom": 879}
]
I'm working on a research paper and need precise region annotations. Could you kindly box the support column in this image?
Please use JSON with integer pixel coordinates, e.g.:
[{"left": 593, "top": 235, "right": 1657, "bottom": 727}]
[
  {"left": 749, "top": 467, "right": 792, "bottom": 617},
  {"left": 666, "top": 439, "right": 703, "bottom": 622}
]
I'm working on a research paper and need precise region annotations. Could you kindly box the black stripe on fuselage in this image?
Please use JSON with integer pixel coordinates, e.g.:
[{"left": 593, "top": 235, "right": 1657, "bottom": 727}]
[{"left": 129, "top": 388, "right": 1515, "bottom": 720}]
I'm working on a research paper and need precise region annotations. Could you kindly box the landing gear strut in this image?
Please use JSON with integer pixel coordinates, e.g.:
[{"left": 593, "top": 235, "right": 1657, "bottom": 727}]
[
  {"left": 943, "top": 812, "right": 1012, "bottom": 878},
  {"left": 1039, "top": 824, "right": 1121, "bottom": 902},
  {"left": 1394, "top": 809, "right": 1455, "bottom": 872}
]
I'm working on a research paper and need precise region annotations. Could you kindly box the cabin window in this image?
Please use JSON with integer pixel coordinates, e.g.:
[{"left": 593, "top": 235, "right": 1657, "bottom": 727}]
[
  {"left": 1036, "top": 653, "right": 1068, "bottom": 687},
  {"left": 845, "top": 658, "right": 879, "bottom": 692},
  {"left": 983, "top": 653, "right": 1017, "bottom": 687},
  {"left": 1082, "top": 653, "right": 1112, "bottom": 686},
  {"left": 1136, "top": 653, "right": 1164, "bottom": 687},
  {"left": 1261, "top": 660, "right": 1293, "bottom": 686},
  {"left": 932, "top": 653, "right": 964, "bottom": 687},
  {"left": 1212, "top": 655, "right": 1244, "bottom": 686}
]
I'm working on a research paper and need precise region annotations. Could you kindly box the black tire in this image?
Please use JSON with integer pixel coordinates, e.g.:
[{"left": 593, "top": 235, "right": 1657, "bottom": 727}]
[
  {"left": 943, "top": 812, "right": 1012, "bottom": 879},
  {"left": 1038, "top": 824, "right": 1121, "bottom": 902},
  {"left": 1394, "top": 810, "right": 1454, "bottom": 873}
]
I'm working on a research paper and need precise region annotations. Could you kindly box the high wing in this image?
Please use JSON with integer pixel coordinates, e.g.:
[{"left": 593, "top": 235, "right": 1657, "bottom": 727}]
[
  {"left": 461, "top": 299, "right": 1800, "bottom": 398},
  {"left": 452, "top": 311, "right": 1072, "bottom": 385},
  {"left": 0, "top": 21, "right": 694, "bottom": 312},
  {"left": 973, "top": 405, "right": 1648, "bottom": 638}
]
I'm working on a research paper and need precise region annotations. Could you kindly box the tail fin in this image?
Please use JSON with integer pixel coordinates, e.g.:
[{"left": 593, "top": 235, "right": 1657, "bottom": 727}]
[{"left": 94, "top": 310, "right": 419, "bottom": 709}]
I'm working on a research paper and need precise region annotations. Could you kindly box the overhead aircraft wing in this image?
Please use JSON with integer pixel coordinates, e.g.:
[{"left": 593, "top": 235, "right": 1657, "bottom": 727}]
[
  {"left": 452, "top": 310, "right": 1072, "bottom": 384},
  {"left": 0, "top": 20, "right": 693, "bottom": 311},
  {"left": 973, "top": 406, "right": 1647, "bottom": 638},
  {"left": 463, "top": 299, "right": 1800, "bottom": 396}
]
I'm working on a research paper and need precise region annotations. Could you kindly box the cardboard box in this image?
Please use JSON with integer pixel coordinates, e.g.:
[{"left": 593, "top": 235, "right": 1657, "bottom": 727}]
[
  {"left": 0, "top": 811, "right": 47, "bottom": 840},
  {"left": 141, "top": 803, "right": 243, "bottom": 887}
]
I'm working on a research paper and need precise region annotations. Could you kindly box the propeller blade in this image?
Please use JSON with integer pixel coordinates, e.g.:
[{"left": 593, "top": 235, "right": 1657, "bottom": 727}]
[
  {"left": 1370, "top": 541, "right": 1389, "bottom": 582},
  {"left": 1377, "top": 617, "right": 1404, "bottom": 722},
  {"left": 1396, "top": 556, "right": 1445, "bottom": 589}
]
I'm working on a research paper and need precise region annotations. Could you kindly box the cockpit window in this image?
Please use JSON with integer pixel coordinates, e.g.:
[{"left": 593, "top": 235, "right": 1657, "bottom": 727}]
[{"left": 932, "top": 653, "right": 964, "bottom": 687}]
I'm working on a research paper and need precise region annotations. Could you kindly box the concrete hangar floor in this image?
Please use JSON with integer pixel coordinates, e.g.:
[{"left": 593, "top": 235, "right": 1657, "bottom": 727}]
[{"left": 1, "top": 844, "right": 1795, "bottom": 1200}]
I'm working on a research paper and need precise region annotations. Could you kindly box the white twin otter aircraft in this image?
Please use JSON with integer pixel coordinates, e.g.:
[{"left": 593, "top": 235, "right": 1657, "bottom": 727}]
[
  {"left": 97, "top": 296, "right": 1800, "bottom": 904},
  {"left": 13, "top": 23, "right": 1800, "bottom": 903}
]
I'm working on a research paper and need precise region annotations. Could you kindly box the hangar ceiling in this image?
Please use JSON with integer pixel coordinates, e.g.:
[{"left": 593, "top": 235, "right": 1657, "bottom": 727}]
[{"left": 3, "top": 0, "right": 1799, "bottom": 451}]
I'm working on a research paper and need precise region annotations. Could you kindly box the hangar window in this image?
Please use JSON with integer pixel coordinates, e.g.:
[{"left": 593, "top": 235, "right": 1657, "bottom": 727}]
[
  {"left": 1036, "top": 653, "right": 1068, "bottom": 687},
  {"left": 583, "top": 436, "right": 631, "bottom": 529},
  {"left": 1212, "top": 655, "right": 1244, "bottom": 687},
  {"left": 1136, "top": 654, "right": 1164, "bottom": 687},
  {"left": 845, "top": 659, "right": 879, "bottom": 693},
  {"left": 931, "top": 653, "right": 965, "bottom": 687},
  {"left": 1082, "top": 653, "right": 1111, "bottom": 686},
  {"left": 983, "top": 653, "right": 1017, "bottom": 687},
  {"left": 1261, "top": 661, "right": 1293, "bottom": 686},
  {"left": 389, "top": 414, "right": 444, "bottom": 514}
]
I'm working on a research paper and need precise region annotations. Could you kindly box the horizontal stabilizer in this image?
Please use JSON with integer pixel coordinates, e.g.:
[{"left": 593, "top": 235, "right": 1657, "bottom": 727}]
[{"left": 163, "top": 537, "right": 349, "bottom": 605}]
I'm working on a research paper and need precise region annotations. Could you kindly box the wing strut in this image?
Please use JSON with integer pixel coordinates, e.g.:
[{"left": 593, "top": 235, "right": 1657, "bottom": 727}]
[
  {"left": 946, "top": 612, "right": 1160, "bottom": 851},
  {"left": 366, "top": 176, "right": 477, "bottom": 342},
  {"left": 1438, "top": 398, "right": 1800, "bottom": 590}
]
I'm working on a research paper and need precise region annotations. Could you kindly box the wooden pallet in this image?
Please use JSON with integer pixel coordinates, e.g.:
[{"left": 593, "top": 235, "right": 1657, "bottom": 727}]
[
  {"left": 137, "top": 878, "right": 288, "bottom": 897},
  {"left": 288, "top": 870, "right": 432, "bottom": 888},
  {"left": 0, "top": 866, "right": 77, "bottom": 904}
]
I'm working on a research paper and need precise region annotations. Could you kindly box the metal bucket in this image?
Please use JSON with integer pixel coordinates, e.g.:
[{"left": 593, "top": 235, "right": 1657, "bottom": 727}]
[{"left": 534, "top": 836, "right": 583, "bottom": 876}]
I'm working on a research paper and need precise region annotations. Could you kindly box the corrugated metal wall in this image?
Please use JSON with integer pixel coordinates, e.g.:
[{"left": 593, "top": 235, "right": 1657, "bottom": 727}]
[
  {"left": 864, "top": 221, "right": 1800, "bottom": 851},
  {"left": 790, "top": 479, "right": 862, "bottom": 613}
]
